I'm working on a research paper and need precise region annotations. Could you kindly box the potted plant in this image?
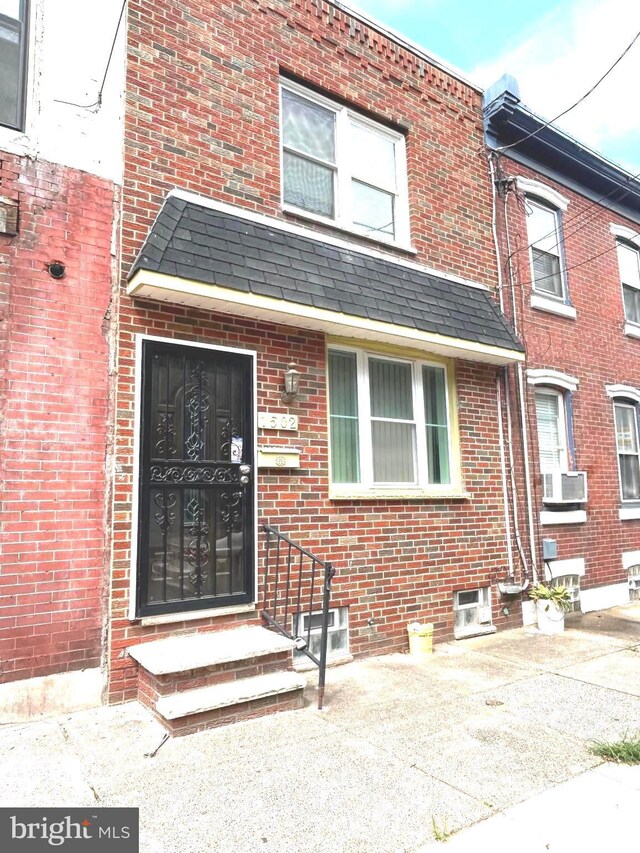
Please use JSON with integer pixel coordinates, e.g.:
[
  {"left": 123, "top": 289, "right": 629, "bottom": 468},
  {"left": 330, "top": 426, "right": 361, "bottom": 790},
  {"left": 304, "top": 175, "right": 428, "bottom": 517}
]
[{"left": 529, "top": 583, "right": 572, "bottom": 635}]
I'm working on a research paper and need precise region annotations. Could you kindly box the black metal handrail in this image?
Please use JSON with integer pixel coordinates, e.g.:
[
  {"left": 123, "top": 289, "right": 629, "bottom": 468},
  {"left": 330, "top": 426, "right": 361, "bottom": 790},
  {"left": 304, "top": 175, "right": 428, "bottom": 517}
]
[{"left": 261, "top": 524, "right": 335, "bottom": 710}]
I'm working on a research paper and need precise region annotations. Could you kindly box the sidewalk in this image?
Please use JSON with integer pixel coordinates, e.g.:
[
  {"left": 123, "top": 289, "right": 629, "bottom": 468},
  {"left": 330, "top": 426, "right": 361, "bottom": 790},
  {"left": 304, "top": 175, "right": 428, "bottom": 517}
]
[{"left": 0, "top": 604, "right": 638, "bottom": 852}]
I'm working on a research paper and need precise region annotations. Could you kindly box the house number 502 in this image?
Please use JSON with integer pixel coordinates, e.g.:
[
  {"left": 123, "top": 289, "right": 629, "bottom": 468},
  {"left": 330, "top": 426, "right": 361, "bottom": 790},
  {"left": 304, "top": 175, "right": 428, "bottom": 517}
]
[{"left": 258, "top": 412, "right": 299, "bottom": 431}]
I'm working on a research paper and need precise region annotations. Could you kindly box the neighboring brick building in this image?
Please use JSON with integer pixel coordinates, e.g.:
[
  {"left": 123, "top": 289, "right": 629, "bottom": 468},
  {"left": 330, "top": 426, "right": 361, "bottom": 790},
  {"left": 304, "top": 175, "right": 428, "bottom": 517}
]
[
  {"left": 484, "top": 76, "right": 640, "bottom": 619},
  {"left": 107, "top": 0, "right": 525, "bottom": 729},
  {"left": 0, "top": 0, "right": 124, "bottom": 700}
]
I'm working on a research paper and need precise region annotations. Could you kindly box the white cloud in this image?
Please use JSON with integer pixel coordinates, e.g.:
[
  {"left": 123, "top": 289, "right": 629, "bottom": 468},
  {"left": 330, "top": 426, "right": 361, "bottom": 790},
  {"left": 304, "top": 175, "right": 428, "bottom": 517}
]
[{"left": 472, "top": 0, "right": 640, "bottom": 172}]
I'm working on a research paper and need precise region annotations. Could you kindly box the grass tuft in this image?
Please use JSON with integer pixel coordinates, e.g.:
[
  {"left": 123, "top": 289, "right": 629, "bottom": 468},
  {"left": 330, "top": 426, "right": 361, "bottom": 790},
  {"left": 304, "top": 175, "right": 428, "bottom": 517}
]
[{"left": 590, "top": 734, "right": 640, "bottom": 765}]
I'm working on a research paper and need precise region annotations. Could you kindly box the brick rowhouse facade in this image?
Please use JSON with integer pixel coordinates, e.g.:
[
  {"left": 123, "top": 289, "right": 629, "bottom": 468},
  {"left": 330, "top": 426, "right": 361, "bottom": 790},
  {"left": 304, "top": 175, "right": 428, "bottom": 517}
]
[
  {"left": 0, "top": 0, "right": 123, "bottom": 691},
  {"left": 108, "top": 0, "right": 525, "bottom": 702},
  {"left": 485, "top": 78, "right": 640, "bottom": 614},
  {"left": 0, "top": 155, "right": 117, "bottom": 683}
]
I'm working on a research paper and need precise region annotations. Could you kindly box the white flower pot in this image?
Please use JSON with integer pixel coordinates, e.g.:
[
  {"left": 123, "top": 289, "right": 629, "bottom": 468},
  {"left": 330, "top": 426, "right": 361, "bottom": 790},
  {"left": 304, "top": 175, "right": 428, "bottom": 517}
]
[{"left": 536, "top": 600, "right": 565, "bottom": 635}]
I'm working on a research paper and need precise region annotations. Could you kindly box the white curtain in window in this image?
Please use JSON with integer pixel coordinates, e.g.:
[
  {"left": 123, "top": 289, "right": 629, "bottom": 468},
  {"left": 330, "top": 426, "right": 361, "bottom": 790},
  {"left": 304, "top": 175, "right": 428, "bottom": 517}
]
[{"left": 535, "top": 391, "right": 564, "bottom": 470}]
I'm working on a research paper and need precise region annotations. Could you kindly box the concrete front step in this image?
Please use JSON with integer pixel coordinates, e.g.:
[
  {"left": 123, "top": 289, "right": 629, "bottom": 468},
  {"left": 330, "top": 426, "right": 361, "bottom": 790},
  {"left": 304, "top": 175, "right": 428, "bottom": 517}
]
[
  {"left": 156, "top": 671, "right": 306, "bottom": 720},
  {"left": 128, "top": 625, "right": 296, "bottom": 675},
  {"left": 154, "top": 671, "right": 307, "bottom": 735}
]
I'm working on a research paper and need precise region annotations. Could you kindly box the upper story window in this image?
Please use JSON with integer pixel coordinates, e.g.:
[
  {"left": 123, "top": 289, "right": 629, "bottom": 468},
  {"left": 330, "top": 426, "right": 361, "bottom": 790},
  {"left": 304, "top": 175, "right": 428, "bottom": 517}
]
[
  {"left": 280, "top": 80, "right": 409, "bottom": 246},
  {"left": 327, "top": 347, "right": 455, "bottom": 496},
  {"left": 0, "top": 0, "right": 28, "bottom": 131},
  {"left": 525, "top": 198, "right": 566, "bottom": 301},
  {"left": 616, "top": 241, "right": 640, "bottom": 327}
]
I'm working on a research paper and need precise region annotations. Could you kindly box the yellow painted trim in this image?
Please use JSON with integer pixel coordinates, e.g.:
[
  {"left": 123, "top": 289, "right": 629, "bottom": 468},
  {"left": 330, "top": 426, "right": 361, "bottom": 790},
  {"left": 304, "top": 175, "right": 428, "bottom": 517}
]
[
  {"left": 128, "top": 269, "right": 525, "bottom": 365},
  {"left": 326, "top": 335, "right": 452, "bottom": 366}
]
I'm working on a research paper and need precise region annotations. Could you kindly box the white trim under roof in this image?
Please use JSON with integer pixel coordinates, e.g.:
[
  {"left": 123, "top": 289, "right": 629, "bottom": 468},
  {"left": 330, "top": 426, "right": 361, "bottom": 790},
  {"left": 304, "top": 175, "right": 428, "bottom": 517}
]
[
  {"left": 527, "top": 368, "right": 578, "bottom": 392},
  {"left": 516, "top": 177, "right": 569, "bottom": 211},
  {"left": 166, "top": 189, "right": 490, "bottom": 293},
  {"left": 606, "top": 384, "right": 640, "bottom": 404},
  {"left": 127, "top": 269, "right": 525, "bottom": 366},
  {"left": 610, "top": 223, "right": 640, "bottom": 246}
]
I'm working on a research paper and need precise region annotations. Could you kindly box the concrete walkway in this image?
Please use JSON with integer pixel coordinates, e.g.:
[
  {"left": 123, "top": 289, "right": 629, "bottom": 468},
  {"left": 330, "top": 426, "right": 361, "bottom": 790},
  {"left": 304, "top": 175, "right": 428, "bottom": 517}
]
[{"left": 0, "top": 604, "right": 639, "bottom": 852}]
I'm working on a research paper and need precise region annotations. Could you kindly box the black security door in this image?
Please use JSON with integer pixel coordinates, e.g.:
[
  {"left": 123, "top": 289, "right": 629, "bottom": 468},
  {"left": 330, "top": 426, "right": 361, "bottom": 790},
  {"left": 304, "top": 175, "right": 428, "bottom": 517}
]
[{"left": 137, "top": 340, "right": 254, "bottom": 616}]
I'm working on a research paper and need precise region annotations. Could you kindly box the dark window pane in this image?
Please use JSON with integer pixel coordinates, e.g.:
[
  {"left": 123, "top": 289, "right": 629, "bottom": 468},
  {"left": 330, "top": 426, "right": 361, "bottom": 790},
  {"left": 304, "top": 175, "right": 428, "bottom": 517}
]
[
  {"left": 457, "top": 590, "right": 479, "bottom": 607},
  {"left": 620, "top": 455, "right": 640, "bottom": 500},
  {"left": 623, "top": 285, "right": 640, "bottom": 324},
  {"left": 0, "top": 2, "right": 26, "bottom": 130}
]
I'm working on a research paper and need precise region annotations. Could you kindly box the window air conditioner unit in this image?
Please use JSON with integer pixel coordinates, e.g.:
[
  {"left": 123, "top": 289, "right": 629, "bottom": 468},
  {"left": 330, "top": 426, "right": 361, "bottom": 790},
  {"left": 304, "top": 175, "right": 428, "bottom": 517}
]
[{"left": 542, "top": 471, "right": 588, "bottom": 505}]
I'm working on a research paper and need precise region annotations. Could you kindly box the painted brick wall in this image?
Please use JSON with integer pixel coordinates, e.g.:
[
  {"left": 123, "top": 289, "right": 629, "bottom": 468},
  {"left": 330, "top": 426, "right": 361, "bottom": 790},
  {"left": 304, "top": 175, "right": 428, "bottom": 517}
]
[
  {"left": 109, "top": 0, "right": 518, "bottom": 701},
  {"left": 497, "top": 157, "right": 640, "bottom": 594},
  {"left": 0, "top": 153, "right": 117, "bottom": 682}
]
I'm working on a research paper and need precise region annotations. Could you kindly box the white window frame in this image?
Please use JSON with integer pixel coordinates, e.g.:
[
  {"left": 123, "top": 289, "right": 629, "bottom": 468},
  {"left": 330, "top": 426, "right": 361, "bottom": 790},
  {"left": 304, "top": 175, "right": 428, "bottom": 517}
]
[
  {"left": 534, "top": 387, "right": 569, "bottom": 473},
  {"left": 525, "top": 197, "right": 568, "bottom": 303},
  {"left": 279, "top": 79, "right": 410, "bottom": 248},
  {"left": 612, "top": 399, "right": 640, "bottom": 504},
  {"left": 327, "top": 345, "right": 457, "bottom": 497},
  {"left": 453, "top": 587, "right": 492, "bottom": 635},
  {"left": 615, "top": 239, "right": 640, "bottom": 329}
]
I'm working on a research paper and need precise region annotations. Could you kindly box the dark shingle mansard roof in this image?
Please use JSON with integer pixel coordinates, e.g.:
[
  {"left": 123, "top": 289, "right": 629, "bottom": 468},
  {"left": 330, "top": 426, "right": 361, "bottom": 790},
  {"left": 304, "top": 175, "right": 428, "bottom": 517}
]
[{"left": 130, "top": 195, "right": 523, "bottom": 355}]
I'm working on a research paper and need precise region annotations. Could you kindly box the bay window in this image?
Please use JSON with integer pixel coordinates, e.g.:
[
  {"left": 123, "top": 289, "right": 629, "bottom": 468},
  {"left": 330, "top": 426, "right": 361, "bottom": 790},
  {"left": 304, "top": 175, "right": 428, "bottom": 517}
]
[
  {"left": 280, "top": 80, "right": 409, "bottom": 245},
  {"left": 328, "top": 348, "right": 454, "bottom": 494}
]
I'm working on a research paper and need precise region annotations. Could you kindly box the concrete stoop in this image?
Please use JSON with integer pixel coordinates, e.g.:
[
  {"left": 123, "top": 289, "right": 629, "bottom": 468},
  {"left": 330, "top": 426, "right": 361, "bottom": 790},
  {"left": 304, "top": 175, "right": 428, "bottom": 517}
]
[{"left": 128, "top": 626, "right": 306, "bottom": 736}]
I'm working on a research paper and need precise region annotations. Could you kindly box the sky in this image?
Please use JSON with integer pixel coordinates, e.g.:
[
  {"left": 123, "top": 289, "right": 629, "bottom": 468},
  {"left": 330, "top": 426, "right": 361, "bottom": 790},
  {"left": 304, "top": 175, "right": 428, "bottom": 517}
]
[{"left": 350, "top": 0, "right": 640, "bottom": 175}]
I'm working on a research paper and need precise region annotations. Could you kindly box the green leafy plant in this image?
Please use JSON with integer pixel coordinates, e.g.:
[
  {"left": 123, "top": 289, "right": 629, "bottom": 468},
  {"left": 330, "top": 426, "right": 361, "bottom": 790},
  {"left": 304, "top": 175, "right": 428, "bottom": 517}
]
[
  {"left": 590, "top": 734, "right": 640, "bottom": 764},
  {"left": 431, "top": 816, "right": 452, "bottom": 843},
  {"left": 529, "top": 582, "right": 572, "bottom": 613}
]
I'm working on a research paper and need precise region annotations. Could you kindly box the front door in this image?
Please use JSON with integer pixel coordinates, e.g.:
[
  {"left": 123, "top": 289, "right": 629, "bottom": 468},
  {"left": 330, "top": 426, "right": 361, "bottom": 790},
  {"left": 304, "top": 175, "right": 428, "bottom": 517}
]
[{"left": 137, "top": 339, "right": 255, "bottom": 617}]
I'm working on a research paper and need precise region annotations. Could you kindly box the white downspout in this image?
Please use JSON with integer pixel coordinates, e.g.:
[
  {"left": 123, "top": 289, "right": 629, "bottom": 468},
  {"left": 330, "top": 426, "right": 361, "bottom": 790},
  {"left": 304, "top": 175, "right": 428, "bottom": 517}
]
[
  {"left": 488, "top": 154, "right": 515, "bottom": 580},
  {"left": 502, "top": 189, "right": 538, "bottom": 581}
]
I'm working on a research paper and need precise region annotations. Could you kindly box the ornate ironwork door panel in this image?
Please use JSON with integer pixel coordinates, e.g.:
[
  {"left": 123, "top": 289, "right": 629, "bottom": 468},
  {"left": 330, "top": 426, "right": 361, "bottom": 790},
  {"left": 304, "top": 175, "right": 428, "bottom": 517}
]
[{"left": 137, "top": 340, "right": 254, "bottom": 616}]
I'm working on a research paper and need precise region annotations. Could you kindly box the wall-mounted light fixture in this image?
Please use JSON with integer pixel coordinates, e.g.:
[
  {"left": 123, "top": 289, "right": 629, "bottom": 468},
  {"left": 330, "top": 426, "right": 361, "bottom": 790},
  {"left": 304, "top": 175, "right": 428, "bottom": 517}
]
[{"left": 281, "top": 362, "right": 301, "bottom": 403}]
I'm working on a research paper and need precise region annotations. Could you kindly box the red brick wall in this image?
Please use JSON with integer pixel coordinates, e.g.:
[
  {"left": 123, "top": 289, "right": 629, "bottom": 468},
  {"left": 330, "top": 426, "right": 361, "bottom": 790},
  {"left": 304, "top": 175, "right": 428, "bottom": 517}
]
[
  {"left": 122, "top": 0, "right": 496, "bottom": 285},
  {"left": 497, "top": 158, "right": 640, "bottom": 592},
  {"left": 0, "top": 153, "right": 117, "bottom": 682},
  {"left": 109, "top": 0, "right": 518, "bottom": 701}
]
